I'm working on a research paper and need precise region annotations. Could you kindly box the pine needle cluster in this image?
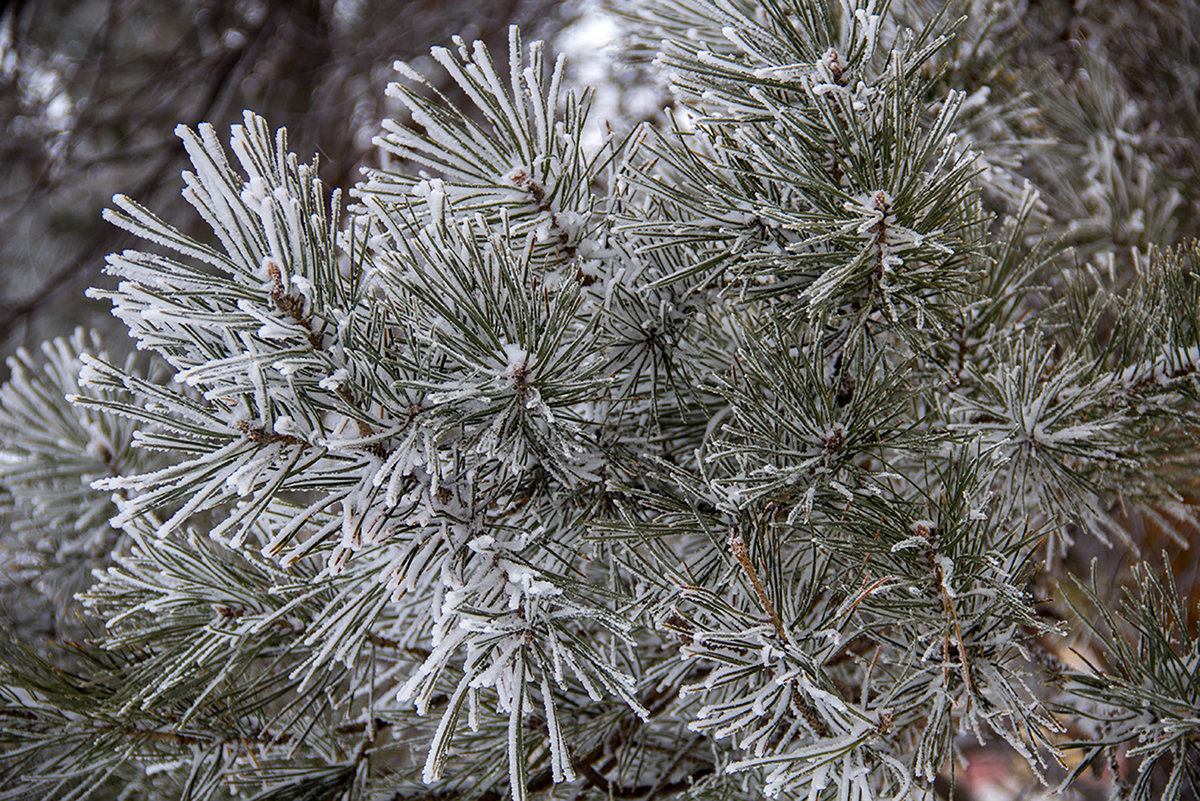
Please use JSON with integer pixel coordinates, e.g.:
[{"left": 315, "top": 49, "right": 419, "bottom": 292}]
[{"left": 2, "top": 2, "right": 1199, "bottom": 800}]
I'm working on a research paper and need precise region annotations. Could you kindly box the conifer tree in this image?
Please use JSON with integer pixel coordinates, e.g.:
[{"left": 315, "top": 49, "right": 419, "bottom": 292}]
[{"left": 2, "top": 2, "right": 1199, "bottom": 800}]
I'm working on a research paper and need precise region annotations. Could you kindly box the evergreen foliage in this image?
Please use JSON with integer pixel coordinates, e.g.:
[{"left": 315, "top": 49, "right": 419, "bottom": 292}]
[{"left": 2, "top": 1, "right": 1199, "bottom": 800}]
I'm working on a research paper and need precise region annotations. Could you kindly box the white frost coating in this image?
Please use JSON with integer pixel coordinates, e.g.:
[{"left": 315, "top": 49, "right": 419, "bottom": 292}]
[
  {"left": 752, "top": 62, "right": 808, "bottom": 80},
  {"left": 319, "top": 368, "right": 349, "bottom": 391},
  {"left": 935, "top": 555, "right": 956, "bottom": 598},
  {"left": 77, "top": 361, "right": 104, "bottom": 387},
  {"left": 499, "top": 342, "right": 533, "bottom": 382},
  {"left": 808, "top": 47, "right": 847, "bottom": 95},
  {"left": 891, "top": 535, "right": 929, "bottom": 553},
  {"left": 852, "top": 4, "right": 881, "bottom": 54},
  {"left": 239, "top": 176, "right": 268, "bottom": 207}
]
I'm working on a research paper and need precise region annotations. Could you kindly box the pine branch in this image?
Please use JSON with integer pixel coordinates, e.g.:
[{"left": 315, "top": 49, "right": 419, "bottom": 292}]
[{"left": 5, "top": 3, "right": 1200, "bottom": 801}]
